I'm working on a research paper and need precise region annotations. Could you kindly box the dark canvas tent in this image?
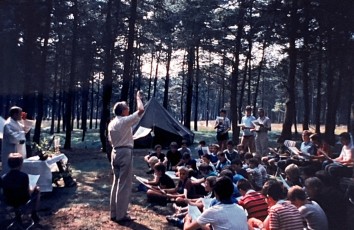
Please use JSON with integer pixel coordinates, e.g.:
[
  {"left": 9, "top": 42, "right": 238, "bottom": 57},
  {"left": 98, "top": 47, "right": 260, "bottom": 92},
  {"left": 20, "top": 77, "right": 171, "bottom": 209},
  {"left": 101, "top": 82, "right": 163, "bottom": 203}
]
[{"left": 133, "top": 98, "right": 194, "bottom": 148}]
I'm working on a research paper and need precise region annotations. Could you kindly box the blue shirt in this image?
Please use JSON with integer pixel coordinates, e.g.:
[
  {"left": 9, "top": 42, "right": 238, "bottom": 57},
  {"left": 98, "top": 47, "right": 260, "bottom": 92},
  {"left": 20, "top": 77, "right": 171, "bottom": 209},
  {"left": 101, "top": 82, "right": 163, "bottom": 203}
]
[
  {"left": 233, "top": 174, "right": 245, "bottom": 184},
  {"left": 300, "top": 141, "right": 316, "bottom": 156}
]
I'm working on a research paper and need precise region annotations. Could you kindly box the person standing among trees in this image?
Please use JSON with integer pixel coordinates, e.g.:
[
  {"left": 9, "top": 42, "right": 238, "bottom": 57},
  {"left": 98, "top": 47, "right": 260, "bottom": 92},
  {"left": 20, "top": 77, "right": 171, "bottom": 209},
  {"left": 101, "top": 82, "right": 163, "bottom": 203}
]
[
  {"left": 214, "top": 109, "right": 231, "bottom": 151},
  {"left": 253, "top": 108, "right": 271, "bottom": 157},
  {"left": 240, "top": 106, "right": 256, "bottom": 153},
  {"left": 108, "top": 91, "right": 144, "bottom": 223}
]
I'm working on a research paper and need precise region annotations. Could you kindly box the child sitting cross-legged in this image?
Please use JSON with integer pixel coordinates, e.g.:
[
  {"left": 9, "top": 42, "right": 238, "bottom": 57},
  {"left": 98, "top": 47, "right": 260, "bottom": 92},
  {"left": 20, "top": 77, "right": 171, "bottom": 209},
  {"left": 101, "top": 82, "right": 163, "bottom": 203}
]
[
  {"left": 145, "top": 163, "right": 175, "bottom": 204},
  {"left": 147, "top": 166, "right": 196, "bottom": 206}
]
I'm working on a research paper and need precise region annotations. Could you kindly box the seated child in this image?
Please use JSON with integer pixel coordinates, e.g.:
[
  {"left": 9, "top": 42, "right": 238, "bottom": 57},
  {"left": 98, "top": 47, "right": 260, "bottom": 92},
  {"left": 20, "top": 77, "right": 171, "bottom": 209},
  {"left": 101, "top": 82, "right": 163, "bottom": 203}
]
[
  {"left": 1, "top": 152, "right": 41, "bottom": 224},
  {"left": 149, "top": 166, "right": 196, "bottom": 206},
  {"left": 209, "top": 144, "right": 219, "bottom": 165},
  {"left": 223, "top": 140, "right": 240, "bottom": 161},
  {"left": 146, "top": 163, "right": 175, "bottom": 204},
  {"left": 215, "top": 151, "right": 231, "bottom": 173},
  {"left": 147, "top": 156, "right": 159, "bottom": 173},
  {"left": 196, "top": 140, "right": 207, "bottom": 159},
  {"left": 166, "top": 142, "right": 182, "bottom": 171},
  {"left": 177, "top": 153, "right": 197, "bottom": 177},
  {"left": 192, "top": 163, "right": 217, "bottom": 196},
  {"left": 201, "top": 154, "right": 216, "bottom": 172},
  {"left": 246, "top": 158, "right": 263, "bottom": 191},
  {"left": 144, "top": 144, "right": 167, "bottom": 174},
  {"left": 230, "top": 159, "right": 248, "bottom": 179}
]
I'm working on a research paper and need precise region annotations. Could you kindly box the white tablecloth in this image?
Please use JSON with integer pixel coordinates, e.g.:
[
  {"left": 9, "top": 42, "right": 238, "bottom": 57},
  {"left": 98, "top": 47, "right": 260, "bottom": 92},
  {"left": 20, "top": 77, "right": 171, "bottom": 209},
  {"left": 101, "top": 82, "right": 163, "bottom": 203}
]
[{"left": 22, "top": 154, "right": 67, "bottom": 192}]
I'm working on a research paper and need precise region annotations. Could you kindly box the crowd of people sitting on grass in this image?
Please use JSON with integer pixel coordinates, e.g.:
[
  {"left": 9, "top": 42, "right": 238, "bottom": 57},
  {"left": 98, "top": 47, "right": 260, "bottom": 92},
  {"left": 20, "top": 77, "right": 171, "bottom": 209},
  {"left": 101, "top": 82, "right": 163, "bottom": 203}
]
[{"left": 140, "top": 131, "right": 354, "bottom": 230}]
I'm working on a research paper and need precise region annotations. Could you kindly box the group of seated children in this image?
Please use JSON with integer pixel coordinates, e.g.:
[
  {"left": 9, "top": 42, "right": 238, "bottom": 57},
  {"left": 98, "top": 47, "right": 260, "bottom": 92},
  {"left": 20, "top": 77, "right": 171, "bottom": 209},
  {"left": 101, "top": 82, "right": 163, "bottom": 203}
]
[{"left": 139, "top": 133, "right": 354, "bottom": 229}]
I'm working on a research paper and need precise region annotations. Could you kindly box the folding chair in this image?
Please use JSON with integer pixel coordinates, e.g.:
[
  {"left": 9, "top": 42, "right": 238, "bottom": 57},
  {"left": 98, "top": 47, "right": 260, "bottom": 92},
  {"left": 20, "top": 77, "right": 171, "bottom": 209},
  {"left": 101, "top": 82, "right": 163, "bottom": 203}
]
[
  {"left": 0, "top": 186, "right": 35, "bottom": 230},
  {"left": 4, "top": 200, "right": 35, "bottom": 230}
]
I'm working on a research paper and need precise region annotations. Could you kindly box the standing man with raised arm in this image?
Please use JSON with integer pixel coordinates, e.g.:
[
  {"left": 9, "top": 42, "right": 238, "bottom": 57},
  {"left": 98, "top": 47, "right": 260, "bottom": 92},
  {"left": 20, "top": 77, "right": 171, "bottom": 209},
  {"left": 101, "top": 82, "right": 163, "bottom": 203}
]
[{"left": 108, "top": 91, "right": 144, "bottom": 223}]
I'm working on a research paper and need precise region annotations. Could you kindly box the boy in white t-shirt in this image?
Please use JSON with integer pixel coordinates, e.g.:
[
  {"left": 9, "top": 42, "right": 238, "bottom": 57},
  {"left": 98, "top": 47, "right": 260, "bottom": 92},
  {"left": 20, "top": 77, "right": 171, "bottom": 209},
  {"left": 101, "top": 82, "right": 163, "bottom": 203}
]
[{"left": 183, "top": 177, "right": 248, "bottom": 230}]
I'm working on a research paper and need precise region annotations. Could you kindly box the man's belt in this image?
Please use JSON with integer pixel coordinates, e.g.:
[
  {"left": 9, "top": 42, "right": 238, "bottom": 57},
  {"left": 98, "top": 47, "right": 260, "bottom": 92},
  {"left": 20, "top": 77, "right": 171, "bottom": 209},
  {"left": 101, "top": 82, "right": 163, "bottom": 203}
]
[
  {"left": 114, "top": 146, "right": 133, "bottom": 150},
  {"left": 243, "top": 135, "right": 254, "bottom": 138}
]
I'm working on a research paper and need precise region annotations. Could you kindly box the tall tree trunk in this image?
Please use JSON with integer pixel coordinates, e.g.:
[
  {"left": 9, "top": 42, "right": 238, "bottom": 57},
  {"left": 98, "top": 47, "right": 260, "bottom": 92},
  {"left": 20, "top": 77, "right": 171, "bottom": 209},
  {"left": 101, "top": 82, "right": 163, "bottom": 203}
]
[
  {"left": 163, "top": 45, "right": 172, "bottom": 109},
  {"left": 50, "top": 42, "right": 59, "bottom": 135},
  {"left": 153, "top": 51, "right": 160, "bottom": 98},
  {"left": 56, "top": 89, "right": 62, "bottom": 133},
  {"left": 238, "top": 57, "right": 248, "bottom": 122},
  {"left": 325, "top": 30, "right": 346, "bottom": 144},
  {"left": 22, "top": 0, "right": 36, "bottom": 118},
  {"left": 221, "top": 50, "right": 226, "bottom": 107},
  {"left": 180, "top": 53, "right": 186, "bottom": 123},
  {"left": 206, "top": 67, "right": 211, "bottom": 127},
  {"left": 148, "top": 52, "right": 154, "bottom": 100},
  {"left": 247, "top": 58, "right": 252, "bottom": 106},
  {"left": 100, "top": 0, "right": 115, "bottom": 152},
  {"left": 76, "top": 92, "right": 80, "bottom": 129},
  {"left": 315, "top": 41, "right": 323, "bottom": 134},
  {"left": 129, "top": 56, "right": 137, "bottom": 110},
  {"left": 347, "top": 67, "right": 353, "bottom": 134},
  {"left": 194, "top": 45, "right": 200, "bottom": 131},
  {"left": 324, "top": 41, "right": 336, "bottom": 145},
  {"left": 350, "top": 99, "right": 354, "bottom": 138},
  {"left": 95, "top": 75, "right": 101, "bottom": 129},
  {"left": 301, "top": 0, "right": 310, "bottom": 131},
  {"left": 230, "top": 0, "right": 246, "bottom": 145},
  {"left": 64, "top": 0, "right": 78, "bottom": 149},
  {"left": 33, "top": 0, "right": 52, "bottom": 145},
  {"left": 247, "top": 0, "right": 254, "bottom": 108},
  {"left": 184, "top": 46, "right": 195, "bottom": 129},
  {"left": 62, "top": 92, "right": 66, "bottom": 132},
  {"left": 279, "top": 0, "right": 298, "bottom": 142},
  {"left": 81, "top": 70, "right": 91, "bottom": 141},
  {"left": 81, "top": 37, "right": 94, "bottom": 141},
  {"left": 253, "top": 41, "right": 266, "bottom": 112},
  {"left": 120, "top": 0, "right": 138, "bottom": 101},
  {"left": 89, "top": 74, "right": 94, "bottom": 129},
  {"left": 135, "top": 44, "right": 143, "bottom": 91}
]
